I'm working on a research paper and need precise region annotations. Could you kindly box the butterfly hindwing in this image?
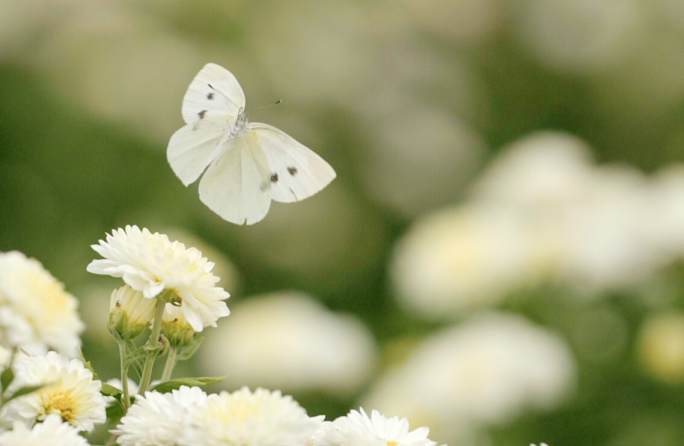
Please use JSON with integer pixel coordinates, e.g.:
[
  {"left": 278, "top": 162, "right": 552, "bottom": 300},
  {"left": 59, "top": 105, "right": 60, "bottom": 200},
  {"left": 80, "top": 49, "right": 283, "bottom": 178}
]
[
  {"left": 167, "top": 116, "right": 228, "bottom": 186},
  {"left": 198, "top": 133, "right": 272, "bottom": 225},
  {"left": 182, "top": 63, "right": 246, "bottom": 125},
  {"left": 248, "top": 123, "right": 336, "bottom": 203}
]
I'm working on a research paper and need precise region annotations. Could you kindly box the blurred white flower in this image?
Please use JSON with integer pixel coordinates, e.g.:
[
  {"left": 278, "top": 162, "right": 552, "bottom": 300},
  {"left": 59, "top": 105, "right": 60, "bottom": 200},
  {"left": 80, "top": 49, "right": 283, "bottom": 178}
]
[
  {"left": 637, "top": 313, "right": 684, "bottom": 384},
  {"left": 515, "top": 0, "right": 643, "bottom": 74},
  {"left": 87, "top": 225, "right": 230, "bottom": 332},
  {"left": 180, "top": 387, "right": 323, "bottom": 446},
  {"left": 0, "top": 414, "right": 90, "bottom": 446},
  {"left": 113, "top": 386, "right": 208, "bottom": 446},
  {"left": 315, "top": 408, "right": 437, "bottom": 446},
  {"left": 5, "top": 352, "right": 106, "bottom": 432},
  {"left": 200, "top": 292, "right": 376, "bottom": 395},
  {"left": 0, "top": 251, "right": 84, "bottom": 357},
  {"left": 363, "top": 313, "right": 575, "bottom": 439},
  {"left": 471, "top": 132, "right": 595, "bottom": 208},
  {"left": 556, "top": 166, "right": 663, "bottom": 290},
  {"left": 390, "top": 205, "right": 532, "bottom": 319}
]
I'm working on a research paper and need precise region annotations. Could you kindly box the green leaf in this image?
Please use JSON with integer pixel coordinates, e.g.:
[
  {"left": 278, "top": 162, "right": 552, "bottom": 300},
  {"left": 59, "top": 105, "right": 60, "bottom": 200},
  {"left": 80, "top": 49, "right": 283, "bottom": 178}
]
[
  {"left": 6, "top": 384, "right": 45, "bottom": 403},
  {"left": 100, "top": 383, "right": 123, "bottom": 397},
  {"left": 1, "top": 367, "right": 14, "bottom": 391},
  {"left": 176, "top": 336, "right": 204, "bottom": 361},
  {"left": 150, "top": 376, "right": 228, "bottom": 394}
]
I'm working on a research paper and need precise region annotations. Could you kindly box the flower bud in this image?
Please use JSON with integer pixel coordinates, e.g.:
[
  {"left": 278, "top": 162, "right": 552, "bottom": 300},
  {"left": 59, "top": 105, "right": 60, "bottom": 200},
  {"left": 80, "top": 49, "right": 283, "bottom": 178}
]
[
  {"left": 109, "top": 286, "right": 157, "bottom": 341},
  {"left": 161, "top": 305, "right": 197, "bottom": 349}
]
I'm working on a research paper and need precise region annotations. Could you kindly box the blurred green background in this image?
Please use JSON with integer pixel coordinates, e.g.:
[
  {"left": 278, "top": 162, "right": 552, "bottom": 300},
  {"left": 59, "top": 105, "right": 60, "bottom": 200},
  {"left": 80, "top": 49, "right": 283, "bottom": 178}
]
[{"left": 3, "top": 0, "right": 684, "bottom": 445}]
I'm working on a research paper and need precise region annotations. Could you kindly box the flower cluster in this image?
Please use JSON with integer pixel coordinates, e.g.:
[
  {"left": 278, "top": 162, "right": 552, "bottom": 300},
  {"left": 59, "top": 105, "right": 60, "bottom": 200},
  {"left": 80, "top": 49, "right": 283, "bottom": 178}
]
[
  {"left": 88, "top": 225, "right": 230, "bottom": 332},
  {"left": 113, "top": 385, "right": 439, "bottom": 446},
  {"left": 392, "top": 132, "right": 684, "bottom": 319},
  {"left": 0, "top": 228, "right": 548, "bottom": 446}
]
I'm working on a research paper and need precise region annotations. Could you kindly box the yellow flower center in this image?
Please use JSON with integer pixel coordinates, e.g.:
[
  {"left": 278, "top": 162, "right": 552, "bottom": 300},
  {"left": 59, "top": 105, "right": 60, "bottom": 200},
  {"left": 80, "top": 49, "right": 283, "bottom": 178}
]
[
  {"left": 387, "top": 441, "right": 399, "bottom": 446},
  {"left": 48, "top": 393, "right": 76, "bottom": 424}
]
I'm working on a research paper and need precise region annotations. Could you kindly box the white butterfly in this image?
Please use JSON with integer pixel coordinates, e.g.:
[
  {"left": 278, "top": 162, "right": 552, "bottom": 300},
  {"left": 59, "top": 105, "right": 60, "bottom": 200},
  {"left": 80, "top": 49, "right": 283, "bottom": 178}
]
[{"left": 167, "top": 63, "right": 336, "bottom": 225}]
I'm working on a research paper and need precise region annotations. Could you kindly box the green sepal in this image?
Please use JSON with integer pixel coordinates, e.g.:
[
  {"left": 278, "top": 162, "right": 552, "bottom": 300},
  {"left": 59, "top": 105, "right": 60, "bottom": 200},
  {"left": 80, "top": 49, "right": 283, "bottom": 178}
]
[{"left": 176, "top": 336, "right": 204, "bottom": 361}]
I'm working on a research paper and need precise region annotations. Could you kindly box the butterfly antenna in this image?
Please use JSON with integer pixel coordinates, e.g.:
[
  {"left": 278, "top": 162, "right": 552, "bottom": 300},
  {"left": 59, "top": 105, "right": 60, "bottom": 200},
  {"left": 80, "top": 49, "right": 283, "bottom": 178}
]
[
  {"left": 258, "top": 100, "right": 283, "bottom": 110},
  {"left": 208, "top": 84, "right": 240, "bottom": 109}
]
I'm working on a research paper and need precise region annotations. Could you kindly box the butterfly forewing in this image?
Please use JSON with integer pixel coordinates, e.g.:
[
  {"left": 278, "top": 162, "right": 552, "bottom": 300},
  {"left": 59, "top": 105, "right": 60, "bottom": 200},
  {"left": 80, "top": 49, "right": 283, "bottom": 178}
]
[
  {"left": 167, "top": 116, "right": 228, "bottom": 186},
  {"left": 182, "top": 63, "right": 246, "bottom": 125},
  {"left": 198, "top": 133, "right": 272, "bottom": 225},
  {"left": 248, "top": 123, "right": 336, "bottom": 203}
]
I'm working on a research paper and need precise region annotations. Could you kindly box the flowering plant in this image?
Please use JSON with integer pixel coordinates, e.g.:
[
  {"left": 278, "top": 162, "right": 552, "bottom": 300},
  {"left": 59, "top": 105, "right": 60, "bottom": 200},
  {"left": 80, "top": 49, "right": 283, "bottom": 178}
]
[{"left": 0, "top": 230, "right": 441, "bottom": 446}]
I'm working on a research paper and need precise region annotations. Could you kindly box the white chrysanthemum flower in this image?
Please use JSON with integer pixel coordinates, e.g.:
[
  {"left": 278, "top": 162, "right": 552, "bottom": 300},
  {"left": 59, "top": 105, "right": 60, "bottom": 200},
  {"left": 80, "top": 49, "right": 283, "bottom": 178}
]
[
  {"left": 87, "top": 225, "right": 230, "bottom": 331},
  {"left": 531, "top": 443, "right": 549, "bottom": 446},
  {"left": 113, "top": 386, "right": 208, "bottom": 446},
  {"left": 315, "top": 408, "right": 437, "bottom": 446},
  {"left": 390, "top": 204, "right": 533, "bottom": 319},
  {"left": 0, "top": 414, "right": 90, "bottom": 446},
  {"left": 0, "top": 251, "right": 84, "bottom": 357},
  {"left": 180, "top": 387, "right": 323, "bottom": 446},
  {"left": 200, "top": 293, "right": 376, "bottom": 395},
  {"left": 4, "top": 352, "right": 106, "bottom": 431},
  {"left": 363, "top": 313, "right": 576, "bottom": 436}
]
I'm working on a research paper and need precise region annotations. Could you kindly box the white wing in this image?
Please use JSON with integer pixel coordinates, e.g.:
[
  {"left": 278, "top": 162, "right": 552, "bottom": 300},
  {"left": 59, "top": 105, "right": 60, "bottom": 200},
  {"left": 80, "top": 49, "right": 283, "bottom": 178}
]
[
  {"left": 248, "top": 123, "right": 336, "bottom": 203},
  {"left": 198, "top": 133, "right": 272, "bottom": 225},
  {"left": 167, "top": 116, "right": 228, "bottom": 186},
  {"left": 182, "top": 63, "right": 246, "bottom": 125}
]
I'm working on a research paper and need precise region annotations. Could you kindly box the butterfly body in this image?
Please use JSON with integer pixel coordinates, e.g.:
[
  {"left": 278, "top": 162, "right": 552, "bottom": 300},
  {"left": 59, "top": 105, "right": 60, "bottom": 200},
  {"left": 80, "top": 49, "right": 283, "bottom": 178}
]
[
  {"left": 168, "top": 63, "right": 336, "bottom": 225},
  {"left": 229, "top": 108, "right": 249, "bottom": 137}
]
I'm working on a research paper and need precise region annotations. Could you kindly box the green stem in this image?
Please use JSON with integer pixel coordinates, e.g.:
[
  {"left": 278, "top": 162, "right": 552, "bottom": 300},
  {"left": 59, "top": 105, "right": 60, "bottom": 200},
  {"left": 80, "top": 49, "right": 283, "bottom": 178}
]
[
  {"left": 138, "top": 298, "right": 167, "bottom": 394},
  {"left": 161, "top": 347, "right": 178, "bottom": 382},
  {"left": 118, "top": 342, "right": 130, "bottom": 410}
]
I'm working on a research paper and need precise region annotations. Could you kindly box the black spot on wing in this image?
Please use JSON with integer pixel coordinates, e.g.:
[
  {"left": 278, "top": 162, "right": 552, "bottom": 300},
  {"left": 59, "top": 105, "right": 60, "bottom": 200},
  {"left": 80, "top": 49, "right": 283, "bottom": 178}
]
[
  {"left": 198, "top": 110, "right": 207, "bottom": 119},
  {"left": 207, "top": 92, "right": 214, "bottom": 100},
  {"left": 260, "top": 180, "right": 270, "bottom": 192},
  {"left": 270, "top": 173, "right": 279, "bottom": 183},
  {"left": 287, "top": 166, "right": 298, "bottom": 176}
]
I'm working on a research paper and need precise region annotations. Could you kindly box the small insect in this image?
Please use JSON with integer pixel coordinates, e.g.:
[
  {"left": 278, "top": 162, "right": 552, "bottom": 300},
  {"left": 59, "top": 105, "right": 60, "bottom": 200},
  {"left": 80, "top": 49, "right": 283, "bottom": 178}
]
[{"left": 167, "top": 63, "right": 336, "bottom": 225}]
